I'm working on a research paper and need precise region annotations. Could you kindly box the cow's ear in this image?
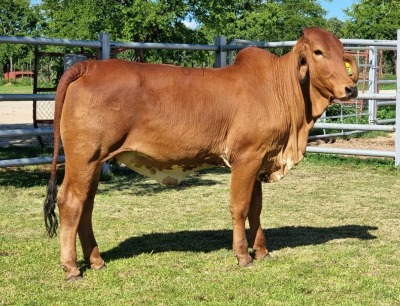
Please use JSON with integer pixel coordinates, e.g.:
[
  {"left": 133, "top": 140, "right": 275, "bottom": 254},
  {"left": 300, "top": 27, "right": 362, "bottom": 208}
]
[
  {"left": 298, "top": 54, "right": 308, "bottom": 83},
  {"left": 343, "top": 53, "right": 359, "bottom": 83}
]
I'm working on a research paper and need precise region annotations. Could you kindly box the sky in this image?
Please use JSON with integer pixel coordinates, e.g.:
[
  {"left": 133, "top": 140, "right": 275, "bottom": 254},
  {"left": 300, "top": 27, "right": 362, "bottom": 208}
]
[{"left": 318, "top": 0, "right": 358, "bottom": 20}]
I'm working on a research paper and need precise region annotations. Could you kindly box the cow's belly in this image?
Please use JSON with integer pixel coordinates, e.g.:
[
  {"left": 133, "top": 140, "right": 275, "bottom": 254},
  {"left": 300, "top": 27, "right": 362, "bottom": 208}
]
[{"left": 115, "top": 151, "right": 212, "bottom": 186}]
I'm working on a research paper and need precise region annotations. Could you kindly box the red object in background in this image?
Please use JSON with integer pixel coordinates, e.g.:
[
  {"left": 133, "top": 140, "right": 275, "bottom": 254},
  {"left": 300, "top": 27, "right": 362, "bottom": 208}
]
[{"left": 3, "top": 71, "right": 34, "bottom": 80}]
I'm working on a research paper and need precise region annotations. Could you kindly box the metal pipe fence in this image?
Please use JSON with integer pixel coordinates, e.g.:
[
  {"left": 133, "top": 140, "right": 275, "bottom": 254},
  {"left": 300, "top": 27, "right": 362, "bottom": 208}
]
[{"left": 0, "top": 31, "right": 399, "bottom": 167}]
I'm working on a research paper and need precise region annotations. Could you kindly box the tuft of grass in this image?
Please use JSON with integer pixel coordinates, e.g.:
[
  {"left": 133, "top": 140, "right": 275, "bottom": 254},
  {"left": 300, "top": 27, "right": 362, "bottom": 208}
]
[{"left": 0, "top": 151, "right": 399, "bottom": 305}]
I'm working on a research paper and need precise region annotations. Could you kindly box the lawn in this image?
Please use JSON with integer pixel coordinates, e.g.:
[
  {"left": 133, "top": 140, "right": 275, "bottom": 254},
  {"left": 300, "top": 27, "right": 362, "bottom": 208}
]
[
  {"left": 0, "top": 84, "right": 33, "bottom": 94},
  {"left": 0, "top": 153, "right": 399, "bottom": 305}
]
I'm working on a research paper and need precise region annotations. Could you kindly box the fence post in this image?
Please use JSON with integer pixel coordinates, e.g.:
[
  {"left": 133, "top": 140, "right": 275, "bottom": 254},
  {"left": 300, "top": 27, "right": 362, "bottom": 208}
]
[
  {"left": 98, "top": 32, "right": 110, "bottom": 60},
  {"left": 368, "top": 46, "right": 378, "bottom": 124},
  {"left": 214, "top": 36, "right": 227, "bottom": 68},
  {"left": 98, "top": 33, "right": 111, "bottom": 174},
  {"left": 395, "top": 29, "right": 400, "bottom": 166}
]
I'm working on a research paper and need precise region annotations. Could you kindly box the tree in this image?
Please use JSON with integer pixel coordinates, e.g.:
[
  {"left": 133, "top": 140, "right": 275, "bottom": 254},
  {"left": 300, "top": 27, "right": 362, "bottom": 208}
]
[
  {"left": 40, "top": 0, "right": 126, "bottom": 40},
  {"left": 0, "top": 0, "right": 40, "bottom": 74},
  {"left": 0, "top": 0, "right": 340, "bottom": 71},
  {"left": 193, "top": 0, "right": 328, "bottom": 46},
  {"left": 343, "top": 0, "right": 400, "bottom": 73},
  {"left": 121, "top": 0, "right": 207, "bottom": 64},
  {"left": 325, "top": 17, "right": 345, "bottom": 38},
  {"left": 343, "top": 0, "right": 400, "bottom": 40},
  {"left": 38, "top": 0, "right": 208, "bottom": 64},
  {"left": 0, "top": 0, "right": 39, "bottom": 36}
]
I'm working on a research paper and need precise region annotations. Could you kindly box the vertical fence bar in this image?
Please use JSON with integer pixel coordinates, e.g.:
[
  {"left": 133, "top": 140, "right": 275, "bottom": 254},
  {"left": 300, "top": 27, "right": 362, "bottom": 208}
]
[
  {"left": 395, "top": 30, "right": 400, "bottom": 166},
  {"left": 214, "top": 36, "right": 227, "bottom": 68},
  {"left": 98, "top": 32, "right": 111, "bottom": 174},
  {"left": 368, "top": 46, "right": 378, "bottom": 123},
  {"left": 98, "top": 33, "right": 110, "bottom": 60}
]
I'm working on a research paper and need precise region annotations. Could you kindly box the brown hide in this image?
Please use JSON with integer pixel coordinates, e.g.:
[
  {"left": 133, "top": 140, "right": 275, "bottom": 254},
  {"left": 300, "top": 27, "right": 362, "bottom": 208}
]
[{"left": 44, "top": 27, "right": 358, "bottom": 279}]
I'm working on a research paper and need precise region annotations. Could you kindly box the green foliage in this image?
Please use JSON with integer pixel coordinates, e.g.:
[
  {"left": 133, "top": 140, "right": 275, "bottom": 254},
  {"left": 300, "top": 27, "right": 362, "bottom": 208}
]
[
  {"left": 325, "top": 17, "right": 345, "bottom": 37},
  {"left": 0, "top": 0, "right": 40, "bottom": 73},
  {"left": 1, "top": 1, "right": 399, "bottom": 70},
  {"left": 377, "top": 105, "right": 396, "bottom": 120},
  {"left": 0, "top": 0, "right": 39, "bottom": 36},
  {"left": 342, "top": 0, "right": 400, "bottom": 74},
  {"left": 192, "top": 0, "right": 328, "bottom": 43},
  {"left": 343, "top": 0, "right": 400, "bottom": 40},
  {"left": 40, "top": 0, "right": 125, "bottom": 40}
]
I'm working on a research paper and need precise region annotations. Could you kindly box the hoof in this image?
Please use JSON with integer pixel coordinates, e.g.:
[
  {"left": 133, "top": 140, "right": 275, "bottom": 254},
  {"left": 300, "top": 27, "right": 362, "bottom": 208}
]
[
  {"left": 243, "top": 260, "right": 254, "bottom": 268},
  {"left": 255, "top": 251, "right": 271, "bottom": 261},
  {"left": 237, "top": 254, "right": 253, "bottom": 267},
  {"left": 66, "top": 275, "right": 83, "bottom": 282},
  {"left": 257, "top": 253, "right": 271, "bottom": 261},
  {"left": 87, "top": 257, "right": 106, "bottom": 271},
  {"left": 62, "top": 265, "right": 82, "bottom": 281},
  {"left": 91, "top": 263, "right": 106, "bottom": 271}
]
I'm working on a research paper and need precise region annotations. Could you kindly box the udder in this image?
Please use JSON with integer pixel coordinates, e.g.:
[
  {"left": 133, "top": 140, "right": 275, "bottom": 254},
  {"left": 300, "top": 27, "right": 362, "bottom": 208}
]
[{"left": 115, "top": 151, "right": 210, "bottom": 186}]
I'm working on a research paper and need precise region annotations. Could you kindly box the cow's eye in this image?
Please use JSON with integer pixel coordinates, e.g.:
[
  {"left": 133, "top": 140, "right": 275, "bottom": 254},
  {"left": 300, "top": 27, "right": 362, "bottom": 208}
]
[{"left": 313, "top": 50, "right": 323, "bottom": 56}]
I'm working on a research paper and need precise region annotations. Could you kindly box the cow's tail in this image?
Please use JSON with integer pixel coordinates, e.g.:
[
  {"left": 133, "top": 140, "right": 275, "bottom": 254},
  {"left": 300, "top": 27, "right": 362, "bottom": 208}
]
[{"left": 44, "top": 63, "right": 87, "bottom": 237}]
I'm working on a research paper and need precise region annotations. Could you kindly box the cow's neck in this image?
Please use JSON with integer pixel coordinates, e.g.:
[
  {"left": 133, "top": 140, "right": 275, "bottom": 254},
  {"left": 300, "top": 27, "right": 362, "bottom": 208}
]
[{"left": 276, "top": 51, "right": 330, "bottom": 174}]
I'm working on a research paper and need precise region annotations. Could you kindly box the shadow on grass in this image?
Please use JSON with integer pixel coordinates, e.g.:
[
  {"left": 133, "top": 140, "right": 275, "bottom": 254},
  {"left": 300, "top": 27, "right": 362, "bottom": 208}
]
[
  {"left": 101, "top": 225, "right": 377, "bottom": 262},
  {"left": 0, "top": 146, "right": 57, "bottom": 187},
  {"left": 0, "top": 167, "right": 56, "bottom": 187},
  {"left": 0, "top": 157, "right": 228, "bottom": 191},
  {"left": 98, "top": 166, "right": 229, "bottom": 195}
]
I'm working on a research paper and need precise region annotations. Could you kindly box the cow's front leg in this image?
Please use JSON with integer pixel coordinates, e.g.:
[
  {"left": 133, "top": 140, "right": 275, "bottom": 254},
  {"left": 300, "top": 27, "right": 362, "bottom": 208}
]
[
  {"left": 248, "top": 180, "right": 269, "bottom": 260},
  {"left": 230, "top": 160, "right": 261, "bottom": 266}
]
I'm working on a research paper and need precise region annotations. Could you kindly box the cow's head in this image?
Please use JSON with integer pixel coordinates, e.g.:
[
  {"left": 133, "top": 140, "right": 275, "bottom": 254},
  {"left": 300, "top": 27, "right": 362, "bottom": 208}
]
[{"left": 295, "top": 27, "right": 358, "bottom": 119}]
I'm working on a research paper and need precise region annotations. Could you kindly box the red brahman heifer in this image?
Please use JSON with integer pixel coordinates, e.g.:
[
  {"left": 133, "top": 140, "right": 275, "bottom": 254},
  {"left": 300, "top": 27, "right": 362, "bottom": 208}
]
[{"left": 44, "top": 27, "right": 358, "bottom": 280}]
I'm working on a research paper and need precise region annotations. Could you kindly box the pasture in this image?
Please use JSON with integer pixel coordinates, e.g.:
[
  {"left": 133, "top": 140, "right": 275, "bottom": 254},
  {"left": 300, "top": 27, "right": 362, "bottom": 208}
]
[{"left": 0, "top": 152, "right": 399, "bottom": 305}]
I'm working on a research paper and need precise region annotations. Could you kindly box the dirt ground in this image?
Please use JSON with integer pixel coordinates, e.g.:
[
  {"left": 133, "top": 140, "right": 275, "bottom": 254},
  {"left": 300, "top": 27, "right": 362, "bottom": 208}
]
[
  {"left": 309, "top": 133, "right": 396, "bottom": 152},
  {"left": 0, "top": 101, "right": 40, "bottom": 147},
  {"left": 0, "top": 101, "right": 397, "bottom": 151}
]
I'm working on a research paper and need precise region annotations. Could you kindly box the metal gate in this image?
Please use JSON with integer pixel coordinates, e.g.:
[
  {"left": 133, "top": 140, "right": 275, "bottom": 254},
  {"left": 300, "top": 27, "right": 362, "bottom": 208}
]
[{"left": 33, "top": 47, "right": 90, "bottom": 146}]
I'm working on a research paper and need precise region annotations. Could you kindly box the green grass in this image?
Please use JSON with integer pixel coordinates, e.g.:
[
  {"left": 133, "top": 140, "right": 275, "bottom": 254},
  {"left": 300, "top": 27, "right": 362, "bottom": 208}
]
[
  {"left": 0, "top": 152, "right": 399, "bottom": 305},
  {"left": 379, "top": 74, "right": 397, "bottom": 91},
  {"left": 0, "top": 83, "right": 33, "bottom": 94}
]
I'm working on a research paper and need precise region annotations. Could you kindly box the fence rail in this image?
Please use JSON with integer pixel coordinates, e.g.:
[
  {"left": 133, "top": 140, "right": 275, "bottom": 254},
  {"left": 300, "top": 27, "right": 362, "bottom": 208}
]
[{"left": 1, "top": 31, "right": 399, "bottom": 167}]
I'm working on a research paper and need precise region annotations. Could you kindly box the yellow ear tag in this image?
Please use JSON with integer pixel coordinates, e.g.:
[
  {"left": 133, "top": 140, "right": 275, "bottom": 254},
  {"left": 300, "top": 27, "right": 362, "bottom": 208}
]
[{"left": 345, "top": 62, "right": 352, "bottom": 76}]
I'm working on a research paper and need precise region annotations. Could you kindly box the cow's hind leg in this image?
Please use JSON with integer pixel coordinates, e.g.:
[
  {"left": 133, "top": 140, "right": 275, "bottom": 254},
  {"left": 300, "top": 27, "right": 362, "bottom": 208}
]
[
  {"left": 77, "top": 166, "right": 105, "bottom": 271},
  {"left": 248, "top": 180, "right": 269, "bottom": 260},
  {"left": 57, "top": 162, "right": 103, "bottom": 280}
]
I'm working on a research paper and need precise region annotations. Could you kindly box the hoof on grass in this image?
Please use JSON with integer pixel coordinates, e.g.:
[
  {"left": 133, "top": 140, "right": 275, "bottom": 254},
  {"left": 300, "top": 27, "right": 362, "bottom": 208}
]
[
  {"left": 91, "top": 263, "right": 106, "bottom": 271},
  {"left": 256, "top": 253, "right": 271, "bottom": 261},
  {"left": 237, "top": 255, "right": 253, "bottom": 267},
  {"left": 66, "top": 275, "right": 83, "bottom": 282}
]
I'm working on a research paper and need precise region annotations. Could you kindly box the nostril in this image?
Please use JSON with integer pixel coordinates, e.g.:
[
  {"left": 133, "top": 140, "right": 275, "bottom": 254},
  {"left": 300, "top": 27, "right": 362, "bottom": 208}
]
[{"left": 345, "top": 86, "right": 358, "bottom": 97}]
